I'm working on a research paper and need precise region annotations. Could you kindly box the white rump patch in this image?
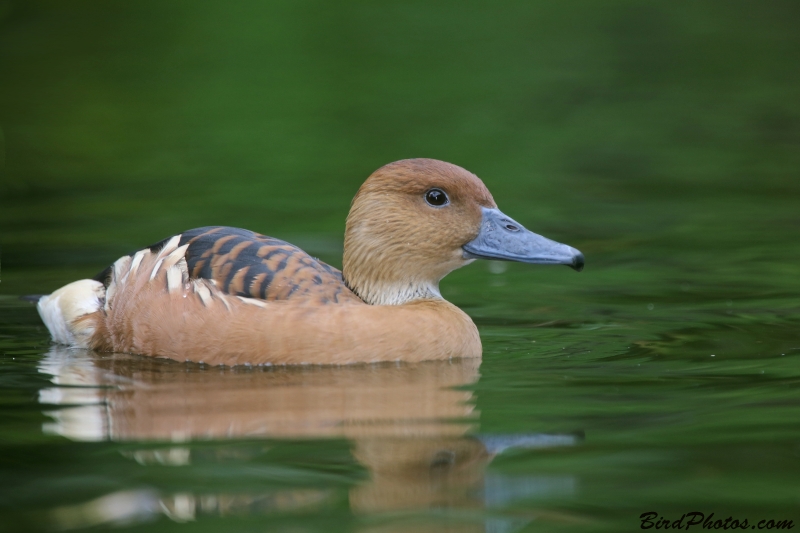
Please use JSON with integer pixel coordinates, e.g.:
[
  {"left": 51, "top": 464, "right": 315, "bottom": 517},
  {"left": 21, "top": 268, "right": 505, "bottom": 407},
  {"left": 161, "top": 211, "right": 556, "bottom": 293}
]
[{"left": 37, "top": 279, "right": 105, "bottom": 347}]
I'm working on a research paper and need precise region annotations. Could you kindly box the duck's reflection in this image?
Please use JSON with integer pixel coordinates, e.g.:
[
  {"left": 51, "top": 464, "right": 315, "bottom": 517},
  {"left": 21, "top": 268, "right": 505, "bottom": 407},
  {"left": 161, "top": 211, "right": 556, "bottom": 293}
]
[
  {"left": 39, "top": 346, "right": 578, "bottom": 531},
  {"left": 39, "top": 347, "right": 479, "bottom": 441}
]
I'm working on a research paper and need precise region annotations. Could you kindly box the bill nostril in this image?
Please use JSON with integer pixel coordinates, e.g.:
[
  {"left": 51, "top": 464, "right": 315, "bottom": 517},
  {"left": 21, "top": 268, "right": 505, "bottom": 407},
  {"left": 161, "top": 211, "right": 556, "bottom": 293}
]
[{"left": 504, "top": 223, "right": 519, "bottom": 232}]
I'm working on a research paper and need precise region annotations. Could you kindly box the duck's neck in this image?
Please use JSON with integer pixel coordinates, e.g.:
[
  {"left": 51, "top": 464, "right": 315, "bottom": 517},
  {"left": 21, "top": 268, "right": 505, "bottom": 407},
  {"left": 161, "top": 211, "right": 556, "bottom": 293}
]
[
  {"left": 342, "top": 242, "right": 448, "bottom": 306},
  {"left": 344, "top": 274, "right": 442, "bottom": 306},
  {"left": 341, "top": 190, "right": 467, "bottom": 306}
]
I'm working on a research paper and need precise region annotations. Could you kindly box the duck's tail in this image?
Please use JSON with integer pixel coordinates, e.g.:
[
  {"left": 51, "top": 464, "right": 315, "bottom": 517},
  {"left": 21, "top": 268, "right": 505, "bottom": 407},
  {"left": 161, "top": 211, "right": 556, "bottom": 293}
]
[
  {"left": 36, "top": 235, "right": 192, "bottom": 352},
  {"left": 37, "top": 279, "right": 106, "bottom": 348}
]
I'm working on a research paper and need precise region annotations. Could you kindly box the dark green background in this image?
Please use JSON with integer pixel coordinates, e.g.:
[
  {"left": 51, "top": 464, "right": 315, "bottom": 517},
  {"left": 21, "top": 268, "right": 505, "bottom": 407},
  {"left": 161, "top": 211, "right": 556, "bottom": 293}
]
[{"left": 1, "top": 1, "right": 799, "bottom": 531}]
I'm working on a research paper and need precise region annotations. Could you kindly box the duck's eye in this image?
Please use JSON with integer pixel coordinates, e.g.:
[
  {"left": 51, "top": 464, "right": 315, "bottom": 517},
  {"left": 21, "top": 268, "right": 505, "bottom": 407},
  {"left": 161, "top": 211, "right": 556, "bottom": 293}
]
[{"left": 425, "top": 188, "right": 449, "bottom": 207}]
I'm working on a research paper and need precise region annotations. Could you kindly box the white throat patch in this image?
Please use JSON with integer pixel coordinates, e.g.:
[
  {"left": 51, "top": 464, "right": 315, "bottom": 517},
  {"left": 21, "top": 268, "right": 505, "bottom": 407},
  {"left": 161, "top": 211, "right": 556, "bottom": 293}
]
[{"left": 355, "top": 281, "right": 443, "bottom": 306}]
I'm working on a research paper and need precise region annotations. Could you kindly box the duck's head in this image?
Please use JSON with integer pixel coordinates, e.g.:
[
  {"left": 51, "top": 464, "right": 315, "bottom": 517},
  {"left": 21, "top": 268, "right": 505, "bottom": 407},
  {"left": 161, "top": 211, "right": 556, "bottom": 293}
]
[{"left": 343, "top": 159, "right": 584, "bottom": 305}]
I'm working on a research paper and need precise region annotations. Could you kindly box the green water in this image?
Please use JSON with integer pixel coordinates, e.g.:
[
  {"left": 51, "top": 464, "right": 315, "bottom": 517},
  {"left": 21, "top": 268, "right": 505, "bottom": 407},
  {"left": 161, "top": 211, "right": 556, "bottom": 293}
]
[{"left": 1, "top": 1, "right": 799, "bottom": 531}]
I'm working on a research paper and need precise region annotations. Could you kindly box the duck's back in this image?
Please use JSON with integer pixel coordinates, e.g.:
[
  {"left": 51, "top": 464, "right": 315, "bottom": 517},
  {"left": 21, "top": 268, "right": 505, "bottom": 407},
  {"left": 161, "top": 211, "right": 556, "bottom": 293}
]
[{"left": 95, "top": 226, "right": 362, "bottom": 304}]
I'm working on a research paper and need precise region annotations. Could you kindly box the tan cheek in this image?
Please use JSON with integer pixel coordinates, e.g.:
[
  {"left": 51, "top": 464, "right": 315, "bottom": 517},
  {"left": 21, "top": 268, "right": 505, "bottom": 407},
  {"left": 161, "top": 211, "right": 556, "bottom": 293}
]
[
  {"left": 409, "top": 199, "right": 475, "bottom": 247},
  {"left": 427, "top": 216, "right": 471, "bottom": 255},
  {"left": 455, "top": 203, "right": 483, "bottom": 241},
  {"left": 409, "top": 196, "right": 438, "bottom": 218}
]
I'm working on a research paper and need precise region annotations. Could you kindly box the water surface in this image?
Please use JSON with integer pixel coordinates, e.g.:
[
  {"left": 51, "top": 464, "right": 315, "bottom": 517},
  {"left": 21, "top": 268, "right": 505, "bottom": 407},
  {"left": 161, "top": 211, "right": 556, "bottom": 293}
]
[{"left": 1, "top": 1, "right": 799, "bottom": 531}]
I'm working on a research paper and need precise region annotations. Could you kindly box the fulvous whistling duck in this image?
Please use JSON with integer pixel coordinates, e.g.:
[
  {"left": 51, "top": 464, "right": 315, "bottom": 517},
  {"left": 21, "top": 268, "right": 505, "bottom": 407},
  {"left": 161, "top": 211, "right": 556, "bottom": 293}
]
[{"left": 37, "top": 159, "right": 584, "bottom": 365}]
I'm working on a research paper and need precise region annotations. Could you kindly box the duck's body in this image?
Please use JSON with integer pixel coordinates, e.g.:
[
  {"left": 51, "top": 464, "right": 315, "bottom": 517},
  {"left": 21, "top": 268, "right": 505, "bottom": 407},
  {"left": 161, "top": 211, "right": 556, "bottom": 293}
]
[
  {"left": 83, "top": 233, "right": 479, "bottom": 365},
  {"left": 38, "top": 159, "right": 583, "bottom": 365}
]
